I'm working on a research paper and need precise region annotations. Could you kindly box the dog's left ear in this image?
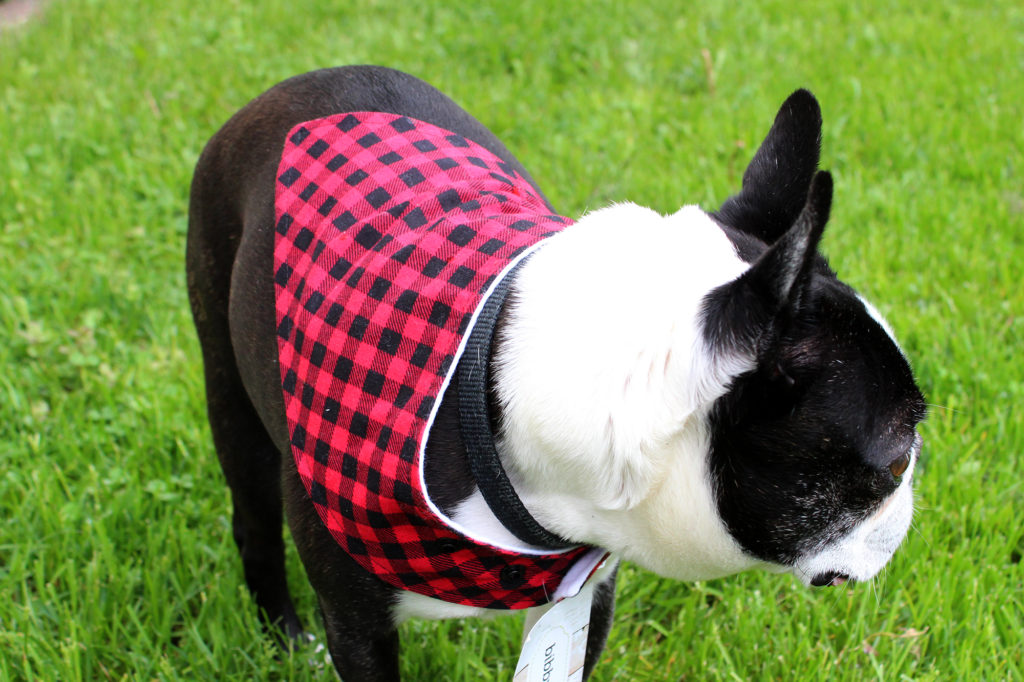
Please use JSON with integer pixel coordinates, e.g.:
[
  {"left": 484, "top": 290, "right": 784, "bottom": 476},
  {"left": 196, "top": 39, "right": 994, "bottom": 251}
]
[
  {"left": 714, "top": 89, "right": 822, "bottom": 245},
  {"left": 703, "top": 171, "right": 832, "bottom": 359}
]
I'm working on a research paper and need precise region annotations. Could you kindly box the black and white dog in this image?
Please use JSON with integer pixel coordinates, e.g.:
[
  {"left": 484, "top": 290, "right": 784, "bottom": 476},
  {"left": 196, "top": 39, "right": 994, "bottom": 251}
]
[{"left": 186, "top": 66, "right": 925, "bottom": 681}]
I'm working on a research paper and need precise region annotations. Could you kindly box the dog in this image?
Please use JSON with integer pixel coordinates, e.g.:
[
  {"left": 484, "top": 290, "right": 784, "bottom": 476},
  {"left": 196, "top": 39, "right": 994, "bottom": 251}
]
[{"left": 186, "top": 65, "right": 926, "bottom": 681}]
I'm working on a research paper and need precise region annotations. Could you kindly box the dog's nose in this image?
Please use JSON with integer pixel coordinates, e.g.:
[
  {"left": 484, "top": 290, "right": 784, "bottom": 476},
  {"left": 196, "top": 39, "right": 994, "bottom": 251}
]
[{"left": 810, "top": 571, "right": 849, "bottom": 587}]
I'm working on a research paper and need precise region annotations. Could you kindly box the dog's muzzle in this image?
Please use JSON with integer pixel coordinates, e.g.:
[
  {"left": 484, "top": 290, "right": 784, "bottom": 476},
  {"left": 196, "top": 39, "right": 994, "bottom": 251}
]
[{"left": 809, "top": 571, "right": 850, "bottom": 587}]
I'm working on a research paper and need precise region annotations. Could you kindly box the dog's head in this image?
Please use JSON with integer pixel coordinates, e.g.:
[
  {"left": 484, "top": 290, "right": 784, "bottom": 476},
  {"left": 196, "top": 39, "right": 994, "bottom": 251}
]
[
  {"left": 703, "top": 90, "right": 927, "bottom": 585},
  {"left": 497, "top": 90, "right": 925, "bottom": 587}
]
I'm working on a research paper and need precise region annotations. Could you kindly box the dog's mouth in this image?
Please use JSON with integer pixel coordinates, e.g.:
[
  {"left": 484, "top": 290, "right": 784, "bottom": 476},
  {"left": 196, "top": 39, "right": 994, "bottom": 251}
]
[{"left": 809, "top": 571, "right": 850, "bottom": 587}]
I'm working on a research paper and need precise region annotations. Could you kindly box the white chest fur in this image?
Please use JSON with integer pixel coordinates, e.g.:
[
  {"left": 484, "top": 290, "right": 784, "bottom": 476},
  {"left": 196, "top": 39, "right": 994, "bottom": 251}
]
[{"left": 491, "top": 204, "right": 760, "bottom": 581}]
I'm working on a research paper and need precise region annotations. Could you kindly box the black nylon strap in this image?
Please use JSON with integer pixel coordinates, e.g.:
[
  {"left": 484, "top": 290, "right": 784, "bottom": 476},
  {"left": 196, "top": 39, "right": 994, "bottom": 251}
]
[{"left": 457, "top": 259, "right": 574, "bottom": 551}]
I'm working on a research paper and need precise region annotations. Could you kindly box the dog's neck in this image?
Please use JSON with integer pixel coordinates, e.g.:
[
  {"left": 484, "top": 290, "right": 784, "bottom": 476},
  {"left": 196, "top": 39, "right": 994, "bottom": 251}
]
[
  {"left": 489, "top": 203, "right": 763, "bottom": 580},
  {"left": 455, "top": 258, "right": 575, "bottom": 551}
]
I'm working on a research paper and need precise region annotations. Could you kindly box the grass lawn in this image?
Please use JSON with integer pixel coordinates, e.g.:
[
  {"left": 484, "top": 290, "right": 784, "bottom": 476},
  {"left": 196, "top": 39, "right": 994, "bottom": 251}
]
[{"left": 1, "top": 0, "right": 1021, "bottom": 679}]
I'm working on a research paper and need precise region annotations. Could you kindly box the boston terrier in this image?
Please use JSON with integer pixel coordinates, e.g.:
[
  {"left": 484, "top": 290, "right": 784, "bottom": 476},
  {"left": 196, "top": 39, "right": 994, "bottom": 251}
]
[{"left": 186, "top": 65, "right": 926, "bottom": 681}]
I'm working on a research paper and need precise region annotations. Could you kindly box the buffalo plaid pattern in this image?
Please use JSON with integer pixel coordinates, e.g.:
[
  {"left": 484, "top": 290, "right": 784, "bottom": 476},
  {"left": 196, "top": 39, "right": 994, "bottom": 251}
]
[{"left": 274, "top": 112, "right": 590, "bottom": 609}]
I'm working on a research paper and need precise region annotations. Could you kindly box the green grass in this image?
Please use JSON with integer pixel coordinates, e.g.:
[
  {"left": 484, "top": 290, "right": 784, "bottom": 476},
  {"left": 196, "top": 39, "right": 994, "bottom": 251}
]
[{"left": 1, "top": 0, "right": 1021, "bottom": 679}]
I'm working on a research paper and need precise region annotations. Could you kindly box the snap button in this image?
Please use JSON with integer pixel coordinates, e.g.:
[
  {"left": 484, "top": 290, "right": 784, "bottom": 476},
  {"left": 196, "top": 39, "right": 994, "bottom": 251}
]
[
  {"left": 499, "top": 564, "right": 527, "bottom": 589},
  {"left": 439, "top": 539, "right": 460, "bottom": 553}
]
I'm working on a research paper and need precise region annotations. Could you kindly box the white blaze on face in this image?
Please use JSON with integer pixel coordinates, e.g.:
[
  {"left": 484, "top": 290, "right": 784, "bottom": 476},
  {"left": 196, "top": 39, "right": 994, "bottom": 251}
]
[
  {"left": 858, "top": 294, "right": 900, "bottom": 347},
  {"left": 787, "top": 295, "right": 918, "bottom": 585}
]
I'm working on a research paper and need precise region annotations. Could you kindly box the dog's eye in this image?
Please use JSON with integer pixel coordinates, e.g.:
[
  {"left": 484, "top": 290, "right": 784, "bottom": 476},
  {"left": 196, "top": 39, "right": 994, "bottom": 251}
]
[{"left": 889, "top": 452, "right": 911, "bottom": 479}]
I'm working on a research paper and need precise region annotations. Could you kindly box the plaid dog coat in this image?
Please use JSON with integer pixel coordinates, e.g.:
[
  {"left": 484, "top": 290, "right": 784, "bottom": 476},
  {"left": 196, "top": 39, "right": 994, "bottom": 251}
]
[{"left": 274, "top": 112, "right": 602, "bottom": 609}]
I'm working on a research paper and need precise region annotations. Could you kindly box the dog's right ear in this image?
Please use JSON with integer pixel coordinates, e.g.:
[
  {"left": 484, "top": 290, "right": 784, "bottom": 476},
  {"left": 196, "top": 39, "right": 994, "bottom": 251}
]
[{"left": 714, "top": 90, "right": 822, "bottom": 245}]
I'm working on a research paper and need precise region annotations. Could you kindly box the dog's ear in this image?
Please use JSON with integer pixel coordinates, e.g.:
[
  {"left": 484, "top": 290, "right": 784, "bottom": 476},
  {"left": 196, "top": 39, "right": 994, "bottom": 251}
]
[
  {"left": 703, "top": 171, "right": 832, "bottom": 359},
  {"left": 714, "top": 90, "right": 822, "bottom": 245}
]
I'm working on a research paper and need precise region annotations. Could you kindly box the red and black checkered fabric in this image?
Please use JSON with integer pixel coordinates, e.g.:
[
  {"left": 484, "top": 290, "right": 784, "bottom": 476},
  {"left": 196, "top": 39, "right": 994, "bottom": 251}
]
[{"left": 274, "top": 112, "right": 590, "bottom": 609}]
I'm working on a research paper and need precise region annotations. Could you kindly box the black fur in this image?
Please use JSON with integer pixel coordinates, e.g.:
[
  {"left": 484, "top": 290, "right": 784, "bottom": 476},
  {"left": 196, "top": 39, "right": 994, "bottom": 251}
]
[
  {"left": 703, "top": 171, "right": 832, "bottom": 361},
  {"left": 187, "top": 65, "right": 615, "bottom": 681},
  {"left": 714, "top": 89, "right": 823, "bottom": 247},
  {"left": 708, "top": 275, "right": 925, "bottom": 562},
  {"left": 704, "top": 91, "right": 926, "bottom": 565}
]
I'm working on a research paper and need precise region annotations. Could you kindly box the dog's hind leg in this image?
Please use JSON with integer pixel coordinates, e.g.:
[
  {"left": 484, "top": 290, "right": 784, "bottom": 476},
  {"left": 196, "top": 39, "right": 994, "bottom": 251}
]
[
  {"left": 212, "top": 389, "right": 303, "bottom": 644},
  {"left": 186, "top": 165, "right": 304, "bottom": 644}
]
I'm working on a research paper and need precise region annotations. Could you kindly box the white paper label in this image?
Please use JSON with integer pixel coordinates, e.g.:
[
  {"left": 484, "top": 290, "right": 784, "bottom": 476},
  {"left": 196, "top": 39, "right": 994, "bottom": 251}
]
[{"left": 513, "top": 580, "right": 594, "bottom": 682}]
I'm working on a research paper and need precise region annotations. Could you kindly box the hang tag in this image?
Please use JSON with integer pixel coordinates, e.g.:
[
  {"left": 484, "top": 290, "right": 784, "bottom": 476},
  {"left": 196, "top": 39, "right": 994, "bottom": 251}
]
[{"left": 513, "top": 580, "right": 595, "bottom": 682}]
